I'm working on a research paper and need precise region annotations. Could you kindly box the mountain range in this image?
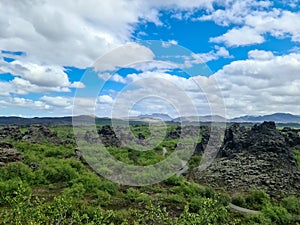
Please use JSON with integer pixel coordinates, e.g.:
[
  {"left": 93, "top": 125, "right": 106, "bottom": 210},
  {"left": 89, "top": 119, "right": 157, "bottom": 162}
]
[{"left": 1, "top": 113, "right": 300, "bottom": 125}]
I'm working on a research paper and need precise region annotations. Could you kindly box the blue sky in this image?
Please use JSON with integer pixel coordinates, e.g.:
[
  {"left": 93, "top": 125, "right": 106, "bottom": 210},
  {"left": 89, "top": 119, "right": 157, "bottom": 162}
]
[{"left": 1, "top": 0, "right": 300, "bottom": 118}]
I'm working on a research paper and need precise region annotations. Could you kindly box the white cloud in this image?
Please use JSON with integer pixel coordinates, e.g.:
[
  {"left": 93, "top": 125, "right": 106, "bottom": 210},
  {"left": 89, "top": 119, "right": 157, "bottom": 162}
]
[
  {"left": 0, "top": 0, "right": 215, "bottom": 69},
  {"left": 98, "top": 95, "right": 114, "bottom": 104},
  {"left": 203, "top": 2, "right": 300, "bottom": 47},
  {"left": 212, "top": 51, "right": 300, "bottom": 117},
  {"left": 210, "top": 26, "right": 265, "bottom": 47},
  {"left": 94, "top": 70, "right": 223, "bottom": 118},
  {"left": 0, "top": 53, "right": 85, "bottom": 95},
  {"left": 40, "top": 96, "right": 73, "bottom": 108},
  {"left": 191, "top": 46, "right": 232, "bottom": 63},
  {"left": 162, "top": 40, "right": 179, "bottom": 48},
  {"left": 93, "top": 43, "right": 155, "bottom": 71},
  {"left": 248, "top": 50, "right": 275, "bottom": 60},
  {"left": 10, "top": 77, "right": 71, "bottom": 94},
  {"left": 0, "top": 97, "right": 50, "bottom": 110},
  {"left": 70, "top": 82, "right": 86, "bottom": 88}
]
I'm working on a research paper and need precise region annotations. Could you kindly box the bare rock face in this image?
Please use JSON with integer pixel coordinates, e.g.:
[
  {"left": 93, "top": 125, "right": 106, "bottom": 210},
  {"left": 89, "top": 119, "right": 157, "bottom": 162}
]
[
  {"left": 0, "top": 142, "right": 23, "bottom": 165},
  {"left": 218, "top": 122, "right": 289, "bottom": 157},
  {"left": 193, "top": 121, "right": 300, "bottom": 197}
]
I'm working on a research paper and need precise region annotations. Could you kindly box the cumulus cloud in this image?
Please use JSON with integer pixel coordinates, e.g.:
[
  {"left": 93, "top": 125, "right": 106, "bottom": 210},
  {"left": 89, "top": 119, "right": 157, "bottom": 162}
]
[
  {"left": 93, "top": 43, "right": 155, "bottom": 71},
  {"left": 198, "top": 1, "right": 300, "bottom": 46},
  {"left": 0, "top": 0, "right": 216, "bottom": 68},
  {"left": 191, "top": 46, "right": 232, "bottom": 63},
  {"left": 212, "top": 51, "right": 300, "bottom": 117},
  {"left": 95, "top": 70, "right": 224, "bottom": 118},
  {"left": 248, "top": 50, "right": 275, "bottom": 60},
  {"left": 210, "top": 26, "right": 265, "bottom": 47}
]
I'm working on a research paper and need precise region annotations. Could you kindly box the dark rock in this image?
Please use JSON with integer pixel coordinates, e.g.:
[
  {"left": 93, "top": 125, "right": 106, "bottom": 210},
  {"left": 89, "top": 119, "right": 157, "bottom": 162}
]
[
  {"left": 194, "top": 126, "right": 210, "bottom": 155},
  {"left": 166, "top": 126, "right": 181, "bottom": 139},
  {"left": 22, "top": 124, "right": 63, "bottom": 144},
  {"left": 0, "top": 142, "right": 23, "bottom": 164},
  {"left": 138, "top": 133, "right": 145, "bottom": 140},
  {"left": 0, "top": 126, "right": 23, "bottom": 141},
  {"left": 29, "top": 162, "right": 39, "bottom": 170},
  {"left": 281, "top": 127, "right": 300, "bottom": 148},
  {"left": 219, "top": 121, "right": 288, "bottom": 157},
  {"left": 97, "top": 125, "right": 121, "bottom": 147},
  {"left": 192, "top": 121, "right": 300, "bottom": 197}
]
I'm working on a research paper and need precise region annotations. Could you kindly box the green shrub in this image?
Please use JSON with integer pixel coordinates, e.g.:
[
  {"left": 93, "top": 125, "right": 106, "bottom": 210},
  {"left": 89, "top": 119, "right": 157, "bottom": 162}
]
[
  {"left": 245, "top": 190, "right": 270, "bottom": 210},
  {"left": 90, "top": 190, "right": 112, "bottom": 206},
  {"left": 40, "top": 158, "right": 79, "bottom": 183},
  {"left": 281, "top": 195, "right": 300, "bottom": 215},
  {"left": 98, "top": 180, "right": 119, "bottom": 195},
  {"left": 165, "top": 194, "right": 186, "bottom": 204},
  {"left": 0, "top": 178, "right": 31, "bottom": 205},
  {"left": 125, "top": 188, "right": 141, "bottom": 202},
  {"left": 62, "top": 183, "right": 86, "bottom": 198},
  {"left": 262, "top": 205, "right": 292, "bottom": 225},
  {"left": 181, "top": 197, "right": 229, "bottom": 224},
  {"left": 71, "top": 172, "right": 102, "bottom": 193},
  {"left": 165, "top": 175, "right": 185, "bottom": 186},
  {"left": 232, "top": 195, "right": 247, "bottom": 208}
]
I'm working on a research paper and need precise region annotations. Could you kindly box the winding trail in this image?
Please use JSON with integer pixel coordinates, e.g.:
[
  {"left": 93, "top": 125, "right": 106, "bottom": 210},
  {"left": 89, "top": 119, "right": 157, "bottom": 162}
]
[{"left": 228, "top": 203, "right": 260, "bottom": 214}]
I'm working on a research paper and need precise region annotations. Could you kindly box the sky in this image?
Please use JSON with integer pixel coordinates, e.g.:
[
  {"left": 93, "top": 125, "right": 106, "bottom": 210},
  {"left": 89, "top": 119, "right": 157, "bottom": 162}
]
[{"left": 1, "top": 0, "right": 300, "bottom": 118}]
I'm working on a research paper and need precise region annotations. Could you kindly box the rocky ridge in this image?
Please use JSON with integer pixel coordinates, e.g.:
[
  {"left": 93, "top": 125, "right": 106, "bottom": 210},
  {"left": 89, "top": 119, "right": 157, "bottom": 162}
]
[
  {"left": 193, "top": 122, "right": 300, "bottom": 196},
  {"left": 0, "top": 124, "right": 64, "bottom": 144}
]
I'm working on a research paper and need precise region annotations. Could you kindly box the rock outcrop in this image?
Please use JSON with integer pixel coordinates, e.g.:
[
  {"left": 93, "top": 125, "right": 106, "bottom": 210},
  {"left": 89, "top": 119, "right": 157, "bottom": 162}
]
[
  {"left": 0, "top": 142, "right": 23, "bottom": 166},
  {"left": 0, "top": 126, "right": 23, "bottom": 141},
  {"left": 0, "top": 124, "right": 64, "bottom": 144},
  {"left": 98, "top": 125, "right": 122, "bottom": 147},
  {"left": 193, "top": 122, "right": 300, "bottom": 197},
  {"left": 22, "top": 125, "right": 63, "bottom": 144}
]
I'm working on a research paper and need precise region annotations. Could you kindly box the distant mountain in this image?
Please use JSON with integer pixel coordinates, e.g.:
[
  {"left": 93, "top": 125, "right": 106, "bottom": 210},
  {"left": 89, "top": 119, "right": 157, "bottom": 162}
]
[
  {"left": 0, "top": 115, "right": 106, "bottom": 126},
  {"left": 0, "top": 116, "right": 72, "bottom": 125},
  {"left": 128, "top": 113, "right": 173, "bottom": 122},
  {"left": 231, "top": 113, "right": 300, "bottom": 124},
  {"left": 1, "top": 112, "right": 300, "bottom": 126},
  {"left": 173, "top": 115, "right": 227, "bottom": 123}
]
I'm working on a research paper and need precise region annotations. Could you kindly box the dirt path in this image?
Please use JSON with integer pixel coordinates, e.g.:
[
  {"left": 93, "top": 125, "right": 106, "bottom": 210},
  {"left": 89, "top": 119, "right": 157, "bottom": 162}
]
[{"left": 229, "top": 203, "right": 260, "bottom": 215}]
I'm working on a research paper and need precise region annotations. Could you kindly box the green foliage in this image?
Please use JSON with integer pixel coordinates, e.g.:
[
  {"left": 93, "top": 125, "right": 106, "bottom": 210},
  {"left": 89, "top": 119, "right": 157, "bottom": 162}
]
[
  {"left": 232, "top": 195, "right": 247, "bottom": 208},
  {"left": 0, "top": 178, "right": 31, "bottom": 205},
  {"left": 244, "top": 190, "right": 270, "bottom": 210},
  {"left": 0, "top": 125, "right": 298, "bottom": 224},
  {"left": 71, "top": 171, "right": 102, "bottom": 193},
  {"left": 125, "top": 187, "right": 141, "bottom": 202},
  {"left": 98, "top": 180, "right": 119, "bottom": 195},
  {"left": 178, "top": 199, "right": 229, "bottom": 225},
  {"left": 164, "top": 194, "right": 186, "bottom": 204},
  {"left": 132, "top": 201, "right": 172, "bottom": 225},
  {"left": 164, "top": 175, "right": 185, "bottom": 186},
  {"left": 90, "top": 190, "right": 112, "bottom": 206},
  {"left": 188, "top": 155, "right": 202, "bottom": 169},
  {"left": 171, "top": 182, "right": 216, "bottom": 199},
  {"left": 281, "top": 195, "right": 300, "bottom": 215},
  {"left": 62, "top": 182, "right": 86, "bottom": 198},
  {"left": 292, "top": 149, "right": 300, "bottom": 169},
  {"left": 40, "top": 158, "right": 79, "bottom": 183},
  {"left": 262, "top": 205, "right": 292, "bottom": 225}
]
